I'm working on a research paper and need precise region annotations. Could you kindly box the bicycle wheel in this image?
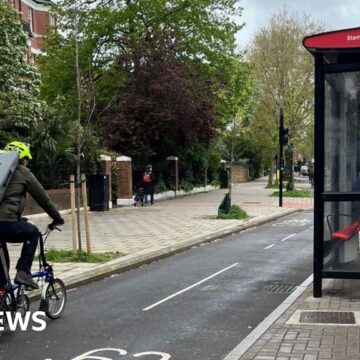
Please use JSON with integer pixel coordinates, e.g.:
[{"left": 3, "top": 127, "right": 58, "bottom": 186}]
[
  {"left": 16, "top": 293, "right": 29, "bottom": 317},
  {"left": 44, "top": 279, "right": 66, "bottom": 319}
]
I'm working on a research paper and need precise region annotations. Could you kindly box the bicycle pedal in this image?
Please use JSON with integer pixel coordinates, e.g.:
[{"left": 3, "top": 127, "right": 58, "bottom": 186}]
[{"left": 39, "top": 299, "right": 49, "bottom": 313}]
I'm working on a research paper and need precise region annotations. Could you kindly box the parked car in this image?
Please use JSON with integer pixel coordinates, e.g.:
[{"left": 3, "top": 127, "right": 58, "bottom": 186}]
[{"left": 300, "top": 165, "right": 308, "bottom": 176}]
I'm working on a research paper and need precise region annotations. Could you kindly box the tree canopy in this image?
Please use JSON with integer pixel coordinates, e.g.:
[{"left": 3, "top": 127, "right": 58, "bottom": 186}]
[
  {"left": 248, "top": 9, "right": 323, "bottom": 183},
  {"left": 38, "top": 0, "right": 249, "bottom": 165},
  {"left": 102, "top": 32, "right": 217, "bottom": 159},
  {"left": 0, "top": 0, "right": 42, "bottom": 139}
]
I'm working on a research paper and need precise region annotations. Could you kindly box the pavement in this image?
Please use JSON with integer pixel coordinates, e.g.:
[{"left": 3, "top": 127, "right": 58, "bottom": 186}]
[
  {"left": 10, "top": 177, "right": 312, "bottom": 286},
  {"left": 10, "top": 176, "right": 360, "bottom": 359}
]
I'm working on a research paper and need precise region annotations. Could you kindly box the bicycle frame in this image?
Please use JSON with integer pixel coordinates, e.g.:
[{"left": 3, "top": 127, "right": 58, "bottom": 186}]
[
  {"left": 0, "top": 225, "right": 57, "bottom": 310},
  {"left": 0, "top": 242, "right": 20, "bottom": 311}
]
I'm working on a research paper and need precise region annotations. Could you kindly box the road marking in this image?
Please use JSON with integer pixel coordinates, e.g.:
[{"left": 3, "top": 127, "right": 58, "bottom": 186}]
[
  {"left": 143, "top": 263, "right": 239, "bottom": 311},
  {"left": 264, "top": 244, "right": 274, "bottom": 249},
  {"left": 134, "top": 352, "right": 171, "bottom": 359},
  {"left": 71, "top": 348, "right": 127, "bottom": 360},
  {"left": 281, "top": 233, "right": 296, "bottom": 242},
  {"left": 272, "top": 219, "right": 311, "bottom": 227}
]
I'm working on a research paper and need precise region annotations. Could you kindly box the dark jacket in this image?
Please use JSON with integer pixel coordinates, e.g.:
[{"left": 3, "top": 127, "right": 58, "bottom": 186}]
[
  {"left": 142, "top": 171, "right": 155, "bottom": 194},
  {"left": 0, "top": 165, "right": 62, "bottom": 222}
]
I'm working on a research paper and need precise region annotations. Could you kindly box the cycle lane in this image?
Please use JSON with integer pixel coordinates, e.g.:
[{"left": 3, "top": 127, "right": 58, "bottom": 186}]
[{"left": 0, "top": 211, "right": 313, "bottom": 360}]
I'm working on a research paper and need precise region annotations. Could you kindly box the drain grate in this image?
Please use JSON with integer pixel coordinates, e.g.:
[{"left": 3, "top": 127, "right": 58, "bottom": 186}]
[
  {"left": 262, "top": 284, "right": 296, "bottom": 293},
  {"left": 287, "top": 310, "right": 360, "bottom": 326},
  {"left": 300, "top": 311, "right": 355, "bottom": 324}
]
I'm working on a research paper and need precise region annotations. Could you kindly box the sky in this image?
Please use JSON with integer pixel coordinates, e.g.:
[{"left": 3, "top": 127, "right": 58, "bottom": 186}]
[{"left": 237, "top": 0, "right": 360, "bottom": 48}]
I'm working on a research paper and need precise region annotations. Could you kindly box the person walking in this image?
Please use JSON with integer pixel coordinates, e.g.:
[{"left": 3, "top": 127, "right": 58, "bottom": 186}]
[
  {"left": 0, "top": 141, "right": 64, "bottom": 290},
  {"left": 142, "top": 165, "right": 155, "bottom": 206}
]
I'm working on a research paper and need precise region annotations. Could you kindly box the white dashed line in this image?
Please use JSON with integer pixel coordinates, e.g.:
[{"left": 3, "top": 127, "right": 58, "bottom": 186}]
[
  {"left": 281, "top": 233, "right": 296, "bottom": 242},
  {"left": 143, "top": 263, "right": 239, "bottom": 311},
  {"left": 264, "top": 244, "right": 275, "bottom": 250}
]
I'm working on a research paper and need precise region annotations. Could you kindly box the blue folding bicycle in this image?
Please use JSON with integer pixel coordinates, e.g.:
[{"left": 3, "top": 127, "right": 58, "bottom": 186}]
[{"left": 0, "top": 221, "right": 67, "bottom": 336}]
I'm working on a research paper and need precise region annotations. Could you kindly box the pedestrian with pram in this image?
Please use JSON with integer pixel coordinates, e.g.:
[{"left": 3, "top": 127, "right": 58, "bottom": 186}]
[
  {"left": 142, "top": 165, "right": 155, "bottom": 206},
  {"left": 133, "top": 187, "right": 144, "bottom": 206}
]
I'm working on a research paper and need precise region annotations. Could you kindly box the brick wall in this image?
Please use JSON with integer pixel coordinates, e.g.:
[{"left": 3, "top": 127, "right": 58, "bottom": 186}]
[
  {"left": 20, "top": 3, "right": 30, "bottom": 22},
  {"left": 33, "top": 9, "right": 49, "bottom": 35},
  {"left": 11, "top": 0, "right": 51, "bottom": 55},
  {"left": 231, "top": 164, "right": 249, "bottom": 183},
  {"left": 31, "top": 37, "right": 43, "bottom": 49},
  {"left": 23, "top": 188, "right": 72, "bottom": 215},
  {"left": 117, "top": 161, "right": 133, "bottom": 199}
]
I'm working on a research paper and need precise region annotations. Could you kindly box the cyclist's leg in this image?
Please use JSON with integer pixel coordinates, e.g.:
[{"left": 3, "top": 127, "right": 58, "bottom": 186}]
[
  {"left": 3, "top": 221, "right": 40, "bottom": 289},
  {"left": 0, "top": 221, "right": 39, "bottom": 270},
  {"left": 6, "top": 221, "right": 39, "bottom": 273}
]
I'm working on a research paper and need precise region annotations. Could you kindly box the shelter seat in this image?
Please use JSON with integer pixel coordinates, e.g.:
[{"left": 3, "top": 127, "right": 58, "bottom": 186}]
[{"left": 332, "top": 221, "right": 360, "bottom": 241}]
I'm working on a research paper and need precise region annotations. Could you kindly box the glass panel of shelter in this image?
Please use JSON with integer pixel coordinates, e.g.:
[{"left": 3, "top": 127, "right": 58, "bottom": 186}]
[{"left": 323, "top": 71, "right": 360, "bottom": 272}]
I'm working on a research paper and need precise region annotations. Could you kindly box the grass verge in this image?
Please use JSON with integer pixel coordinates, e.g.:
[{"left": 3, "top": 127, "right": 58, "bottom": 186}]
[
  {"left": 40, "top": 249, "right": 124, "bottom": 263},
  {"left": 271, "top": 189, "right": 312, "bottom": 198},
  {"left": 217, "top": 205, "right": 249, "bottom": 220},
  {"left": 266, "top": 182, "right": 290, "bottom": 189}
]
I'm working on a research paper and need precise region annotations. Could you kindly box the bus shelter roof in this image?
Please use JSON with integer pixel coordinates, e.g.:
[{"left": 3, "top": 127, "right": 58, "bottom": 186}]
[{"left": 303, "top": 27, "right": 360, "bottom": 54}]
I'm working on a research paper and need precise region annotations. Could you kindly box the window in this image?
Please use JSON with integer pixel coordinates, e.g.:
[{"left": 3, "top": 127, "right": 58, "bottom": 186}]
[
  {"left": 28, "top": 7, "right": 33, "bottom": 32},
  {"left": 324, "top": 71, "right": 360, "bottom": 193}
]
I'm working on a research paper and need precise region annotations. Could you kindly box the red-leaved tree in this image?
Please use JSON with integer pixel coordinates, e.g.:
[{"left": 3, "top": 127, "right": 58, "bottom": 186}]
[{"left": 101, "top": 31, "right": 217, "bottom": 160}]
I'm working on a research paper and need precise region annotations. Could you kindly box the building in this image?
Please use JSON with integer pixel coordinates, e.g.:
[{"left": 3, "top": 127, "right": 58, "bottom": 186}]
[{"left": 11, "top": 0, "right": 51, "bottom": 57}]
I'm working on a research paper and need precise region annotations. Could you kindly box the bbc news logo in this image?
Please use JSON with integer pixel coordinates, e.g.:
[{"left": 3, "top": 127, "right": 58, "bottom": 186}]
[{"left": 0, "top": 311, "right": 46, "bottom": 331}]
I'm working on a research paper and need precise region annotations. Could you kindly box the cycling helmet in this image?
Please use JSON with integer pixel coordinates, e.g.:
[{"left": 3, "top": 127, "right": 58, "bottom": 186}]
[{"left": 4, "top": 141, "right": 32, "bottom": 160}]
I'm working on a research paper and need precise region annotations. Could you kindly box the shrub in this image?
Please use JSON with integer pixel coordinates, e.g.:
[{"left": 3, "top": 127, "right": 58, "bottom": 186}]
[
  {"left": 179, "top": 181, "right": 195, "bottom": 193},
  {"left": 210, "top": 178, "right": 220, "bottom": 187},
  {"left": 217, "top": 205, "right": 248, "bottom": 219},
  {"left": 154, "top": 179, "right": 169, "bottom": 193}
]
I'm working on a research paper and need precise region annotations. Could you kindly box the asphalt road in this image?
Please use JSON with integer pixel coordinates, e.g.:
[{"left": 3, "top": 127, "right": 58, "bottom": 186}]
[{"left": 0, "top": 210, "right": 313, "bottom": 360}]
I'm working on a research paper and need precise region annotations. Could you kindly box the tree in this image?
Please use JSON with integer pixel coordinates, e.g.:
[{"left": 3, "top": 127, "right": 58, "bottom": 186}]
[
  {"left": 39, "top": 0, "right": 246, "bottom": 188},
  {"left": 102, "top": 32, "right": 216, "bottom": 161},
  {"left": 248, "top": 9, "right": 323, "bottom": 187},
  {"left": 0, "top": 1, "right": 42, "bottom": 138},
  {"left": 216, "top": 57, "right": 258, "bottom": 197},
  {"left": 40, "top": 0, "right": 244, "bottom": 125},
  {"left": 39, "top": 0, "right": 100, "bottom": 251},
  {"left": 116, "top": 0, "right": 242, "bottom": 68},
  {"left": 217, "top": 58, "right": 258, "bottom": 151}
]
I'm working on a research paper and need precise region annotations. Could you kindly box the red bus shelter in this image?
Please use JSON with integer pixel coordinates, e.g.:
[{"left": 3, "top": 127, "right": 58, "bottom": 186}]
[{"left": 303, "top": 27, "right": 360, "bottom": 297}]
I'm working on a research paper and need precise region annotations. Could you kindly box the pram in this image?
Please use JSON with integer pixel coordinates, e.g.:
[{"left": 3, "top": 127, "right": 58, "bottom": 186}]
[{"left": 134, "top": 187, "right": 144, "bottom": 206}]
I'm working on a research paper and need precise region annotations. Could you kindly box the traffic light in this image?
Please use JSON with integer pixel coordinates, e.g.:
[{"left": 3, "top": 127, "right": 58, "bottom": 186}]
[
  {"left": 280, "top": 126, "right": 289, "bottom": 146},
  {"left": 279, "top": 108, "right": 289, "bottom": 147},
  {"left": 280, "top": 159, "right": 285, "bottom": 173}
]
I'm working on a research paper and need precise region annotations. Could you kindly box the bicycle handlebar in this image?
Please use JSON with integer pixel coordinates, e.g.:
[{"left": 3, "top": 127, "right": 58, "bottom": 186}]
[
  {"left": 48, "top": 221, "right": 63, "bottom": 232},
  {"left": 43, "top": 221, "right": 63, "bottom": 237}
]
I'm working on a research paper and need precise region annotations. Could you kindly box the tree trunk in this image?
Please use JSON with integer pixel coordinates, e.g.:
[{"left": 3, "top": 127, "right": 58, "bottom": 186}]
[
  {"left": 267, "top": 165, "right": 273, "bottom": 187},
  {"left": 74, "top": 0, "right": 82, "bottom": 251},
  {"left": 285, "top": 146, "right": 295, "bottom": 191}
]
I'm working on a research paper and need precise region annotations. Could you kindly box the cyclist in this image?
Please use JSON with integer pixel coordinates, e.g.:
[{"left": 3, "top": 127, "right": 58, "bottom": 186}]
[{"left": 0, "top": 141, "right": 64, "bottom": 290}]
